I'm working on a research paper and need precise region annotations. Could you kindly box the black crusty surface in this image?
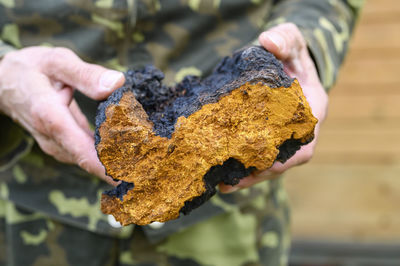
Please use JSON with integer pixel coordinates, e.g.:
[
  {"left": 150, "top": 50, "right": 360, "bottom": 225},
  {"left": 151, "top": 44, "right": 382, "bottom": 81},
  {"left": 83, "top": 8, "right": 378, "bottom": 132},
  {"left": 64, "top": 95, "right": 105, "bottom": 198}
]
[{"left": 95, "top": 46, "right": 309, "bottom": 216}]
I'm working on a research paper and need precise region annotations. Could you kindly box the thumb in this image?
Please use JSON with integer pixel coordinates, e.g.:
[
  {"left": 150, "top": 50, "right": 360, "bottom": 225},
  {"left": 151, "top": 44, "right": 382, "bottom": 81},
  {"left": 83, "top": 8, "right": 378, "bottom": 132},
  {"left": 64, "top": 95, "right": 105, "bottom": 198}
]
[
  {"left": 42, "top": 47, "right": 125, "bottom": 100},
  {"left": 258, "top": 23, "right": 306, "bottom": 61}
]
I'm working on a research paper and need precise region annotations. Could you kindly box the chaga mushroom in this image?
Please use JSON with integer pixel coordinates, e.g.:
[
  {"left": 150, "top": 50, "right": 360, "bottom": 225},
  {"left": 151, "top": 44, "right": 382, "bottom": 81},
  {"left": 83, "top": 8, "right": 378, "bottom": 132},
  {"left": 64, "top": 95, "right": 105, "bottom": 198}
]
[{"left": 95, "top": 46, "right": 317, "bottom": 226}]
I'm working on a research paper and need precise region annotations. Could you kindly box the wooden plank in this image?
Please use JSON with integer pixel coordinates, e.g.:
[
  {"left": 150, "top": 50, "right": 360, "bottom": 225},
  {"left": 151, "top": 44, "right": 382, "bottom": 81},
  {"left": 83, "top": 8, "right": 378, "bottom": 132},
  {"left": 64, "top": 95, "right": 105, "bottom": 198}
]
[
  {"left": 329, "top": 83, "right": 400, "bottom": 95},
  {"left": 316, "top": 119, "right": 400, "bottom": 153},
  {"left": 320, "top": 118, "right": 400, "bottom": 132},
  {"left": 309, "top": 152, "right": 400, "bottom": 165},
  {"left": 287, "top": 0, "right": 400, "bottom": 242},
  {"left": 326, "top": 95, "right": 400, "bottom": 119},
  {"left": 360, "top": 13, "right": 400, "bottom": 24},
  {"left": 345, "top": 48, "right": 400, "bottom": 62},
  {"left": 362, "top": 0, "right": 400, "bottom": 18},
  {"left": 285, "top": 165, "right": 400, "bottom": 241},
  {"left": 360, "top": 2, "right": 400, "bottom": 25},
  {"left": 351, "top": 23, "right": 400, "bottom": 49},
  {"left": 311, "top": 119, "right": 400, "bottom": 164},
  {"left": 316, "top": 132, "right": 399, "bottom": 153},
  {"left": 336, "top": 60, "right": 400, "bottom": 84}
]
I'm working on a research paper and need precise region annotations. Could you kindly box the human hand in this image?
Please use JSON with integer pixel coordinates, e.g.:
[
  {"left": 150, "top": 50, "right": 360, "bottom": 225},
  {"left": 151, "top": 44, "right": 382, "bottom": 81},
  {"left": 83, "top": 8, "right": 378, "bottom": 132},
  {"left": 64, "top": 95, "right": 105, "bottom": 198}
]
[
  {"left": 0, "top": 47, "right": 125, "bottom": 185},
  {"left": 219, "top": 23, "right": 329, "bottom": 193}
]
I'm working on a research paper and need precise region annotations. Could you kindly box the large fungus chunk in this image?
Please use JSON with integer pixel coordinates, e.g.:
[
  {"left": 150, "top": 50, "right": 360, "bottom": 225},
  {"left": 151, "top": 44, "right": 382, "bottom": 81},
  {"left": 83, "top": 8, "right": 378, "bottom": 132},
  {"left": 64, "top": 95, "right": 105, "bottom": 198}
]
[{"left": 95, "top": 46, "right": 317, "bottom": 226}]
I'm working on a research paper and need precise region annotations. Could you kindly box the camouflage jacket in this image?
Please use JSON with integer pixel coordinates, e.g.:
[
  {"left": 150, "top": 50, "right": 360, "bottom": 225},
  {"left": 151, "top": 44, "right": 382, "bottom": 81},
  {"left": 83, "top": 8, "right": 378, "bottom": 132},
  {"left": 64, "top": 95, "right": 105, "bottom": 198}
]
[{"left": 0, "top": 0, "right": 363, "bottom": 241}]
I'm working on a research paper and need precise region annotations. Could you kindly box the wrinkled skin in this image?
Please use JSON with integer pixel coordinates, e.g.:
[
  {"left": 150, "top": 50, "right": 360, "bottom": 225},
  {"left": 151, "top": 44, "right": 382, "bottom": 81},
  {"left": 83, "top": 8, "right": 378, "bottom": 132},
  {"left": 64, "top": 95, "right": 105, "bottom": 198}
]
[
  {"left": 220, "top": 23, "right": 329, "bottom": 193},
  {"left": 0, "top": 47, "right": 125, "bottom": 185}
]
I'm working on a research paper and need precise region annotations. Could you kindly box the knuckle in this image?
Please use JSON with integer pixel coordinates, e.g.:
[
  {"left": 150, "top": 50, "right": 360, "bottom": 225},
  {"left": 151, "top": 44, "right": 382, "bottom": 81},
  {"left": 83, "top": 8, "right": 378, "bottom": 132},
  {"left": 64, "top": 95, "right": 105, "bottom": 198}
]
[
  {"left": 30, "top": 102, "right": 46, "bottom": 132},
  {"left": 51, "top": 47, "right": 74, "bottom": 58},
  {"left": 285, "top": 22, "right": 298, "bottom": 31},
  {"left": 31, "top": 116, "right": 43, "bottom": 133},
  {"left": 76, "top": 156, "right": 90, "bottom": 172},
  {"left": 47, "top": 120, "right": 63, "bottom": 135},
  {"left": 36, "top": 138, "right": 56, "bottom": 156},
  {"left": 302, "top": 149, "right": 314, "bottom": 163},
  {"left": 75, "top": 64, "right": 96, "bottom": 85},
  {"left": 270, "top": 166, "right": 285, "bottom": 175},
  {"left": 322, "top": 90, "right": 329, "bottom": 106},
  {"left": 44, "top": 47, "right": 76, "bottom": 72},
  {"left": 2, "top": 50, "right": 17, "bottom": 63},
  {"left": 32, "top": 107, "right": 63, "bottom": 136},
  {"left": 281, "top": 22, "right": 300, "bottom": 36},
  {"left": 268, "top": 163, "right": 285, "bottom": 175},
  {"left": 0, "top": 51, "right": 24, "bottom": 71},
  {"left": 52, "top": 152, "right": 72, "bottom": 164},
  {"left": 280, "top": 23, "right": 306, "bottom": 49},
  {"left": 36, "top": 136, "right": 73, "bottom": 164}
]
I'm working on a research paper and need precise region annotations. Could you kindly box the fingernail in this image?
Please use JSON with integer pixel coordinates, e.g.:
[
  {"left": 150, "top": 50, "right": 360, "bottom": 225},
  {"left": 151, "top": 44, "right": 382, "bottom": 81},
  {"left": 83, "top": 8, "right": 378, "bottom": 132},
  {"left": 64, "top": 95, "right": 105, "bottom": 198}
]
[
  {"left": 100, "top": 70, "right": 124, "bottom": 91},
  {"left": 221, "top": 186, "right": 240, "bottom": 194},
  {"left": 264, "top": 31, "right": 285, "bottom": 51}
]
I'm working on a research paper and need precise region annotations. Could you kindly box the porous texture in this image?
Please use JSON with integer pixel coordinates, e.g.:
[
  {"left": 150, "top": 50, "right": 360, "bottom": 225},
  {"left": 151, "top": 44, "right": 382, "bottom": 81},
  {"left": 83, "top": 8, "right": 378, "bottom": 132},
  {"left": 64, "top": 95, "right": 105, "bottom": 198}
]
[{"left": 95, "top": 46, "right": 317, "bottom": 226}]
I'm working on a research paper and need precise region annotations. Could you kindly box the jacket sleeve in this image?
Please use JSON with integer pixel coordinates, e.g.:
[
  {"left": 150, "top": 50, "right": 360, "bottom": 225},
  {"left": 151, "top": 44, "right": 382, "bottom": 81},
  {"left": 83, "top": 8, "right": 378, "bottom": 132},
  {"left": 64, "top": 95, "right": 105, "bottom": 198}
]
[
  {"left": 0, "top": 40, "right": 34, "bottom": 171},
  {"left": 266, "top": 0, "right": 364, "bottom": 91}
]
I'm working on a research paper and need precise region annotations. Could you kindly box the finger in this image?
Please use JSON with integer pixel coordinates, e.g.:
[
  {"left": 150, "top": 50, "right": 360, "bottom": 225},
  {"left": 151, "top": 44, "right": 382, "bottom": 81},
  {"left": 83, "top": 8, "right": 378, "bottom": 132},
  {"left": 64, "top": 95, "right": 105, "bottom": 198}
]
[
  {"left": 57, "top": 86, "right": 75, "bottom": 106},
  {"left": 268, "top": 141, "right": 316, "bottom": 174},
  {"left": 219, "top": 170, "right": 280, "bottom": 194},
  {"left": 258, "top": 23, "right": 306, "bottom": 61},
  {"left": 36, "top": 100, "right": 117, "bottom": 185},
  {"left": 36, "top": 129, "right": 118, "bottom": 186},
  {"left": 218, "top": 149, "right": 309, "bottom": 194},
  {"left": 40, "top": 79, "right": 92, "bottom": 136},
  {"left": 69, "top": 99, "right": 93, "bottom": 136},
  {"left": 219, "top": 137, "right": 317, "bottom": 194},
  {"left": 42, "top": 47, "right": 125, "bottom": 100},
  {"left": 32, "top": 131, "right": 75, "bottom": 164}
]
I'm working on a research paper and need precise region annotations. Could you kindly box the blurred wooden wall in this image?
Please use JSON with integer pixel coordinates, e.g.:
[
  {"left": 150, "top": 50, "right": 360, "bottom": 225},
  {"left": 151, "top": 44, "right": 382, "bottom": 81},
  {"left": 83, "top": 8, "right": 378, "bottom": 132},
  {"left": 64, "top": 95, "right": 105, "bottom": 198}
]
[{"left": 285, "top": 0, "right": 400, "bottom": 242}]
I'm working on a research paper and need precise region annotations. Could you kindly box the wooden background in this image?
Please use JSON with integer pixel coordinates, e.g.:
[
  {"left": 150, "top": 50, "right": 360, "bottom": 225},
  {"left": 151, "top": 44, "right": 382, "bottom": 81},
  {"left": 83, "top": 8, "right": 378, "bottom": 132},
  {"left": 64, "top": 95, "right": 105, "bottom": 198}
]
[{"left": 285, "top": 0, "right": 400, "bottom": 242}]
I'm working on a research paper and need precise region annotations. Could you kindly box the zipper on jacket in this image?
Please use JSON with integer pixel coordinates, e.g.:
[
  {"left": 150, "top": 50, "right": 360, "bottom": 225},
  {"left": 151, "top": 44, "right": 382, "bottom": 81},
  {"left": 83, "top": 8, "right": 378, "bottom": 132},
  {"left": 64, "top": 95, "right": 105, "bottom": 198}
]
[{"left": 119, "top": 0, "right": 137, "bottom": 66}]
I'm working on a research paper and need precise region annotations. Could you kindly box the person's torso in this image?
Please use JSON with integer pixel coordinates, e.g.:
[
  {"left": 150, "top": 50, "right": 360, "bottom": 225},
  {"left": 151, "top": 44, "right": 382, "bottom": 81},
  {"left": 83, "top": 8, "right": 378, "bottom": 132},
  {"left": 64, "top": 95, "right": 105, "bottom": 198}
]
[
  {"left": 0, "top": 0, "right": 285, "bottom": 240},
  {"left": 1, "top": 0, "right": 273, "bottom": 82}
]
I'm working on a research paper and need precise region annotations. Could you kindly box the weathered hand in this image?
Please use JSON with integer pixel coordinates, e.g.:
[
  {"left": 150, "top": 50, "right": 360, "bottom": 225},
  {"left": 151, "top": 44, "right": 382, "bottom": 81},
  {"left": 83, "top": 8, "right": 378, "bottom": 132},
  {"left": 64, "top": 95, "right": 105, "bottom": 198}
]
[
  {"left": 0, "top": 47, "right": 125, "bottom": 185},
  {"left": 220, "top": 23, "right": 329, "bottom": 193}
]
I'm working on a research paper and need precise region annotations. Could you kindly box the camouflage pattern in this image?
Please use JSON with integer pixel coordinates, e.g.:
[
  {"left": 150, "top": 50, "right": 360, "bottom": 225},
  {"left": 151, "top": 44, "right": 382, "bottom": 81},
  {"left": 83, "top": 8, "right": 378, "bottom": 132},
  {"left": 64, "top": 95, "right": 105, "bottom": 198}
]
[
  {"left": 0, "top": 0, "right": 363, "bottom": 265},
  {"left": 266, "top": 0, "right": 364, "bottom": 90},
  {"left": 0, "top": 171, "right": 290, "bottom": 266}
]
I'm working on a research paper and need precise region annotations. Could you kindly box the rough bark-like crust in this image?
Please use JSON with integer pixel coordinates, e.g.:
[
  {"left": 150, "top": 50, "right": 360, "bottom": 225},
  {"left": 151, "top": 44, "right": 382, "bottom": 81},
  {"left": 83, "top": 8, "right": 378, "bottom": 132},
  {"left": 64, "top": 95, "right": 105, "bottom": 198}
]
[{"left": 95, "top": 46, "right": 317, "bottom": 226}]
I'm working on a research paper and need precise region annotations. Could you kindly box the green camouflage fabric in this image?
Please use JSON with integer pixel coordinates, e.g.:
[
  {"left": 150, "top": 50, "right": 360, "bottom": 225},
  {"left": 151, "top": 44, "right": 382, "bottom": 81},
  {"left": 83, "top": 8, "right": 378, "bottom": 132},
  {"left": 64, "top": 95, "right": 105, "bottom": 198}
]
[
  {"left": 266, "top": 0, "right": 364, "bottom": 91},
  {"left": 0, "top": 0, "right": 363, "bottom": 265}
]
